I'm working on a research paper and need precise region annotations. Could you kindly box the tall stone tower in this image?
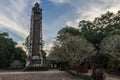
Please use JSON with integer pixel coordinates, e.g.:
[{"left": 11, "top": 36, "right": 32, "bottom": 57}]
[{"left": 26, "top": 2, "right": 43, "bottom": 68}]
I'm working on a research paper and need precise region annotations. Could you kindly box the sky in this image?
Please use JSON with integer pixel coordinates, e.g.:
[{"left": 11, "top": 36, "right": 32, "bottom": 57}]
[{"left": 0, "top": 0, "right": 120, "bottom": 52}]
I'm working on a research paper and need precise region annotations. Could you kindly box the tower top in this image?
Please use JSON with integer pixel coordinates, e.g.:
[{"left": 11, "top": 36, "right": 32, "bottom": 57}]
[
  {"left": 34, "top": 2, "right": 39, "bottom": 7},
  {"left": 32, "top": 1, "right": 42, "bottom": 14}
]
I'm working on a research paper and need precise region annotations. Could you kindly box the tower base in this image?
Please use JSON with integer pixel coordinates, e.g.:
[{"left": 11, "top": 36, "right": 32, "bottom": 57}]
[{"left": 25, "top": 55, "right": 47, "bottom": 71}]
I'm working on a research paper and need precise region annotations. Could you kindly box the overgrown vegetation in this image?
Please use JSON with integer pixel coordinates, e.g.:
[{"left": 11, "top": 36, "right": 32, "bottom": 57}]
[{"left": 48, "top": 10, "right": 120, "bottom": 75}]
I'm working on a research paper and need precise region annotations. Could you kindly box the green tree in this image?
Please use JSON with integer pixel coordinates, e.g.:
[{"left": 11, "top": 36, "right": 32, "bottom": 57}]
[
  {"left": 49, "top": 35, "right": 95, "bottom": 70},
  {"left": 0, "top": 32, "right": 27, "bottom": 68},
  {"left": 100, "top": 35, "right": 120, "bottom": 60},
  {"left": 57, "top": 26, "right": 81, "bottom": 42},
  {"left": 12, "top": 47, "right": 27, "bottom": 65},
  {"left": 0, "top": 32, "right": 15, "bottom": 67},
  {"left": 79, "top": 11, "right": 120, "bottom": 46},
  {"left": 24, "top": 35, "right": 30, "bottom": 51},
  {"left": 78, "top": 12, "right": 120, "bottom": 67},
  {"left": 99, "top": 35, "right": 120, "bottom": 72}
]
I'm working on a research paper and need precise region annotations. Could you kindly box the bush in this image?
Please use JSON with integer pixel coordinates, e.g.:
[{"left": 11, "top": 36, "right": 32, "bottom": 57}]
[
  {"left": 10, "top": 60, "right": 23, "bottom": 69},
  {"left": 107, "top": 58, "right": 120, "bottom": 75}
]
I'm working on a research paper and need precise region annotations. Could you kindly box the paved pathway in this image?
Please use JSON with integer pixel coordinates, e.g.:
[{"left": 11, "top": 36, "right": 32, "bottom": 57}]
[
  {"left": 105, "top": 76, "right": 120, "bottom": 80},
  {"left": 0, "top": 70, "right": 82, "bottom": 80},
  {"left": 0, "top": 70, "right": 120, "bottom": 80}
]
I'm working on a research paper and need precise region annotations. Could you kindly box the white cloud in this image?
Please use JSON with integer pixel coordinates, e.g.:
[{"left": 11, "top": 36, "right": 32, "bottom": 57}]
[
  {"left": 0, "top": 0, "right": 30, "bottom": 41},
  {"left": 43, "top": 43, "right": 54, "bottom": 56},
  {"left": 66, "top": 21, "right": 78, "bottom": 27},
  {"left": 49, "top": 0, "right": 69, "bottom": 3},
  {"left": 0, "top": 14, "right": 28, "bottom": 39},
  {"left": 16, "top": 41, "right": 27, "bottom": 52},
  {"left": 65, "top": 0, "right": 120, "bottom": 27}
]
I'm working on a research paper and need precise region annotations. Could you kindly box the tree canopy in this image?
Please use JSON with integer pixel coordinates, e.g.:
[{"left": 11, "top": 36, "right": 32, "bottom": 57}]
[
  {"left": 0, "top": 32, "right": 26, "bottom": 68},
  {"left": 48, "top": 10, "right": 120, "bottom": 73},
  {"left": 100, "top": 35, "right": 120, "bottom": 60}
]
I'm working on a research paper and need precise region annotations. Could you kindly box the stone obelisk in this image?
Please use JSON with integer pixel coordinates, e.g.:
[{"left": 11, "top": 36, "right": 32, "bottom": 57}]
[{"left": 26, "top": 2, "right": 43, "bottom": 68}]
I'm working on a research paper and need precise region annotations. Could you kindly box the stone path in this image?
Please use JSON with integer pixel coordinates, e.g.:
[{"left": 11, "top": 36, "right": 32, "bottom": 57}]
[
  {"left": 105, "top": 76, "right": 120, "bottom": 80},
  {"left": 0, "top": 70, "right": 82, "bottom": 80},
  {"left": 0, "top": 70, "right": 120, "bottom": 80}
]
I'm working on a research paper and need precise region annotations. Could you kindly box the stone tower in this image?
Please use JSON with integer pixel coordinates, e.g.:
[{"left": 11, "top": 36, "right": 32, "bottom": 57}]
[{"left": 26, "top": 2, "right": 43, "bottom": 68}]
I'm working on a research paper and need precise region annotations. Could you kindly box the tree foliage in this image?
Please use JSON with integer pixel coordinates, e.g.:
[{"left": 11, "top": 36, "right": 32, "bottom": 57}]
[
  {"left": 57, "top": 27, "right": 81, "bottom": 42},
  {"left": 48, "top": 10, "right": 120, "bottom": 73},
  {"left": 100, "top": 35, "right": 120, "bottom": 60},
  {"left": 49, "top": 35, "right": 95, "bottom": 68},
  {"left": 0, "top": 32, "right": 27, "bottom": 68},
  {"left": 24, "top": 35, "right": 30, "bottom": 51},
  {"left": 79, "top": 11, "right": 120, "bottom": 49}
]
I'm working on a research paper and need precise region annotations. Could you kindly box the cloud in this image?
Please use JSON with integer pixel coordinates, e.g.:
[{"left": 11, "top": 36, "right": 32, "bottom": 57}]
[
  {"left": 66, "top": 21, "right": 78, "bottom": 27},
  {"left": 49, "top": 0, "right": 70, "bottom": 3},
  {"left": 0, "top": 14, "right": 28, "bottom": 39},
  {"left": 0, "top": 0, "right": 31, "bottom": 42},
  {"left": 16, "top": 41, "right": 27, "bottom": 52},
  {"left": 65, "top": 0, "right": 120, "bottom": 27},
  {"left": 43, "top": 43, "right": 54, "bottom": 55}
]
